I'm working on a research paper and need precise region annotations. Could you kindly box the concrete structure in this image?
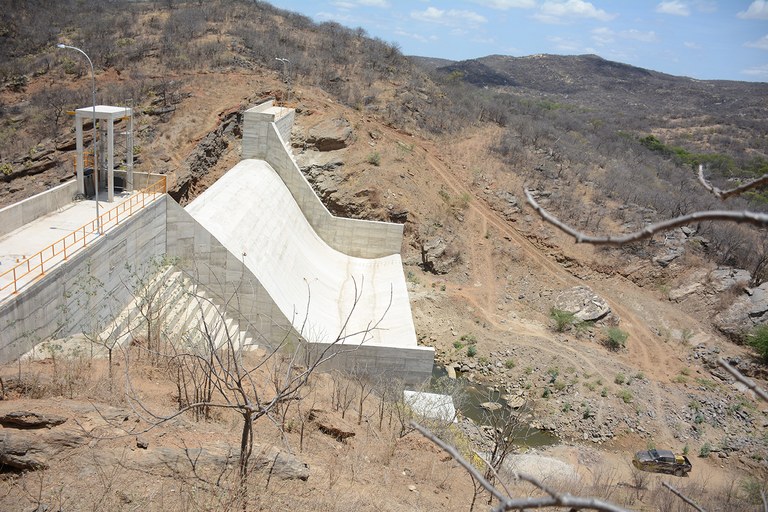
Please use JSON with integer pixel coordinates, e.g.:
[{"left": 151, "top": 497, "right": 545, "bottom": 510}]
[
  {"left": 0, "top": 100, "right": 434, "bottom": 384},
  {"left": 403, "top": 390, "right": 457, "bottom": 423},
  {"left": 75, "top": 105, "right": 134, "bottom": 202}
]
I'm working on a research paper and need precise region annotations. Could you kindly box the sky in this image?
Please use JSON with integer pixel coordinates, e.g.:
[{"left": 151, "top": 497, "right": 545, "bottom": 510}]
[{"left": 269, "top": 0, "right": 768, "bottom": 82}]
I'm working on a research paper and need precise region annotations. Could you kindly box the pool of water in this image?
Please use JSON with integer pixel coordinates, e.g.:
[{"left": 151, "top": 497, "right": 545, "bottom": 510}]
[{"left": 430, "top": 364, "right": 558, "bottom": 448}]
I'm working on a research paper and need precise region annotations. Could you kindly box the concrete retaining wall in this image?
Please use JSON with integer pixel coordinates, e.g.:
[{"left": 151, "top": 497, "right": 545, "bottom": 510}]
[
  {"left": 0, "top": 197, "right": 167, "bottom": 362},
  {"left": 243, "top": 102, "right": 404, "bottom": 259},
  {"left": 114, "top": 171, "right": 168, "bottom": 191},
  {"left": 305, "top": 343, "right": 434, "bottom": 386},
  {"left": 0, "top": 180, "right": 78, "bottom": 238}
]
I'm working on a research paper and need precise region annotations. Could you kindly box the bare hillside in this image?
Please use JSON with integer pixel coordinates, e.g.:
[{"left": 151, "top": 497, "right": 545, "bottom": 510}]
[{"left": 1, "top": 1, "right": 767, "bottom": 510}]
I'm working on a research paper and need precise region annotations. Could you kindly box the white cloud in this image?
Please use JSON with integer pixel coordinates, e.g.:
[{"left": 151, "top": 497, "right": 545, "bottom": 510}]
[
  {"left": 411, "top": 7, "right": 488, "bottom": 26},
  {"left": 358, "top": 0, "right": 390, "bottom": 7},
  {"left": 332, "top": 0, "right": 390, "bottom": 7},
  {"left": 656, "top": 1, "right": 690, "bottom": 16},
  {"left": 742, "top": 63, "right": 768, "bottom": 77},
  {"left": 548, "top": 36, "right": 581, "bottom": 52},
  {"left": 684, "top": 41, "right": 701, "bottom": 49},
  {"left": 471, "top": 0, "right": 537, "bottom": 9},
  {"left": 591, "top": 27, "right": 657, "bottom": 45},
  {"left": 394, "top": 29, "right": 437, "bottom": 43},
  {"left": 738, "top": 0, "right": 768, "bottom": 19},
  {"left": 746, "top": 34, "right": 768, "bottom": 50},
  {"left": 535, "top": 0, "right": 616, "bottom": 24},
  {"left": 316, "top": 11, "right": 356, "bottom": 22},
  {"left": 622, "top": 29, "right": 658, "bottom": 43},
  {"left": 591, "top": 27, "right": 614, "bottom": 44}
]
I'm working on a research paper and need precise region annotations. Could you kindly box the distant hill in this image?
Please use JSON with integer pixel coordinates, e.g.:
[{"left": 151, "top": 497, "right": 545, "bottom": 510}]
[{"left": 428, "top": 53, "right": 767, "bottom": 125}]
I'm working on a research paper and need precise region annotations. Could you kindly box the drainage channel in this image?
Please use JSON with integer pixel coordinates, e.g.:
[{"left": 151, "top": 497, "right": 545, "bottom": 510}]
[{"left": 430, "top": 364, "right": 558, "bottom": 448}]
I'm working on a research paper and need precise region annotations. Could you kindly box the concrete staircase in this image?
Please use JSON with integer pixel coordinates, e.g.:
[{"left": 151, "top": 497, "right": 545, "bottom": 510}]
[
  {"left": 23, "top": 267, "right": 258, "bottom": 361},
  {"left": 155, "top": 269, "right": 258, "bottom": 354}
]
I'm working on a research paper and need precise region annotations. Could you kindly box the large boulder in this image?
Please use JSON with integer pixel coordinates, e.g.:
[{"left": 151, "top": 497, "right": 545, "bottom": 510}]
[
  {"left": 554, "top": 286, "right": 611, "bottom": 322},
  {"left": 713, "top": 281, "right": 768, "bottom": 339},
  {"left": 0, "top": 429, "right": 86, "bottom": 471},
  {"left": 709, "top": 267, "right": 751, "bottom": 293},
  {"left": 304, "top": 118, "right": 354, "bottom": 151}
]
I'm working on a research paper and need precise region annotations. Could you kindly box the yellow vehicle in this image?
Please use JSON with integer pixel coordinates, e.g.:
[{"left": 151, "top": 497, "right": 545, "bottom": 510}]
[{"left": 632, "top": 449, "right": 692, "bottom": 477}]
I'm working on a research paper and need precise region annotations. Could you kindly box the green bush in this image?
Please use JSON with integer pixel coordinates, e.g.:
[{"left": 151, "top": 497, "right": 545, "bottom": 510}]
[
  {"left": 504, "top": 358, "right": 515, "bottom": 369},
  {"left": 453, "top": 340, "right": 464, "bottom": 349},
  {"left": 748, "top": 325, "right": 768, "bottom": 363},
  {"left": 617, "top": 389, "right": 633, "bottom": 403},
  {"left": 550, "top": 308, "right": 576, "bottom": 332},
  {"left": 699, "top": 442, "right": 711, "bottom": 457},
  {"left": 466, "top": 345, "right": 477, "bottom": 358},
  {"left": 0, "top": 163, "right": 12, "bottom": 176},
  {"left": 367, "top": 152, "right": 381, "bottom": 166},
  {"left": 614, "top": 373, "right": 626, "bottom": 385},
  {"left": 604, "top": 327, "right": 629, "bottom": 351}
]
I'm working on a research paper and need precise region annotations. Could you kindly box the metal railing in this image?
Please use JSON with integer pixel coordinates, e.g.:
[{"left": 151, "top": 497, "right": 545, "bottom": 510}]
[{"left": 0, "top": 175, "right": 166, "bottom": 296}]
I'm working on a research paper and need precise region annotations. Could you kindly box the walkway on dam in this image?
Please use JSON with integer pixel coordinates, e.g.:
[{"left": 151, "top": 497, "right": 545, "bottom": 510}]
[{"left": 0, "top": 189, "right": 160, "bottom": 301}]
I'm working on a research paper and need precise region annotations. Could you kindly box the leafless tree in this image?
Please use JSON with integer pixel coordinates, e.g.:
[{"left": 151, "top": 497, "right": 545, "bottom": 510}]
[
  {"left": 112, "top": 274, "right": 391, "bottom": 502},
  {"left": 525, "top": 165, "right": 768, "bottom": 245}
]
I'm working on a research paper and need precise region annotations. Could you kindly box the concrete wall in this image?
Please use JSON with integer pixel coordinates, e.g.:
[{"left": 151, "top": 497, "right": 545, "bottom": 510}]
[
  {"left": 165, "top": 198, "right": 297, "bottom": 348},
  {"left": 243, "top": 102, "right": 404, "bottom": 259},
  {"left": 305, "top": 342, "right": 434, "bottom": 386},
  {"left": 0, "top": 197, "right": 167, "bottom": 363},
  {"left": 0, "top": 180, "right": 78, "bottom": 238},
  {"left": 114, "top": 171, "right": 168, "bottom": 191}
]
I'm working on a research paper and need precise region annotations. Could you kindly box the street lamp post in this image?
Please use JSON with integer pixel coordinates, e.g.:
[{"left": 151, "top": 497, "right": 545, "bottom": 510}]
[
  {"left": 275, "top": 57, "right": 290, "bottom": 104},
  {"left": 57, "top": 43, "right": 100, "bottom": 235}
]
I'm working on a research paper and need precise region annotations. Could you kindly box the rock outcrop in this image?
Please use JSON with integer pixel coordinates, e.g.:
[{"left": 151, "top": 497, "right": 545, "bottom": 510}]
[{"left": 554, "top": 286, "right": 611, "bottom": 322}]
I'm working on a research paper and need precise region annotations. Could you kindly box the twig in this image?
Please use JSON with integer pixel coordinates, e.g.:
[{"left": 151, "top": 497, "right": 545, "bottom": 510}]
[
  {"left": 662, "top": 482, "right": 706, "bottom": 512},
  {"left": 525, "top": 188, "right": 768, "bottom": 245},
  {"left": 410, "top": 421, "right": 507, "bottom": 503},
  {"left": 698, "top": 164, "right": 768, "bottom": 201},
  {"left": 411, "top": 421, "right": 631, "bottom": 512},
  {"left": 717, "top": 357, "right": 768, "bottom": 403}
]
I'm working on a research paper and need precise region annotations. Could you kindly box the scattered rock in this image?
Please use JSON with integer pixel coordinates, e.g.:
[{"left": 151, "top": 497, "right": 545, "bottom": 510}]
[
  {"left": 480, "top": 402, "right": 503, "bottom": 412},
  {"left": 309, "top": 409, "right": 356, "bottom": 443}
]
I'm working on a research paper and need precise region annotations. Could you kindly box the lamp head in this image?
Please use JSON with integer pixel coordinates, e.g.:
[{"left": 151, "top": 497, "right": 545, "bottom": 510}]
[{"left": 56, "top": 43, "right": 66, "bottom": 49}]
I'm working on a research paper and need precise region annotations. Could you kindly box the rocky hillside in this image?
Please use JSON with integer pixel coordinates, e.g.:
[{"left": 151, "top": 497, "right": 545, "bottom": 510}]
[{"left": 1, "top": 0, "right": 768, "bottom": 510}]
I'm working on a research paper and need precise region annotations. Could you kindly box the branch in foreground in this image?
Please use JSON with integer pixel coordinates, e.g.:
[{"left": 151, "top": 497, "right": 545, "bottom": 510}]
[
  {"left": 410, "top": 421, "right": 631, "bottom": 512},
  {"left": 698, "top": 164, "right": 768, "bottom": 201},
  {"left": 524, "top": 188, "right": 768, "bottom": 246},
  {"left": 717, "top": 357, "right": 768, "bottom": 403},
  {"left": 662, "top": 482, "right": 706, "bottom": 512}
]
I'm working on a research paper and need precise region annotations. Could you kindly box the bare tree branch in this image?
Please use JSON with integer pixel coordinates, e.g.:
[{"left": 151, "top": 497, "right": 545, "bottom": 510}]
[
  {"left": 409, "top": 421, "right": 507, "bottom": 503},
  {"left": 524, "top": 188, "right": 768, "bottom": 245},
  {"left": 662, "top": 482, "right": 707, "bottom": 512},
  {"left": 717, "top": 357, "right": 768, "bottom": 403},
  {"left": 411, "top": 421, "right": 632, "bottom": 512},
  {"left": 698, "top": 164, "right": 768, "bottom": 201}
]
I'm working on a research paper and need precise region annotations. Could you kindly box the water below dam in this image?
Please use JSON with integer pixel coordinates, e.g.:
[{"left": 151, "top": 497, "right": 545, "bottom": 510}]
[{"left": 430, "top": 364, "right": 558, "bottom": 448}]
